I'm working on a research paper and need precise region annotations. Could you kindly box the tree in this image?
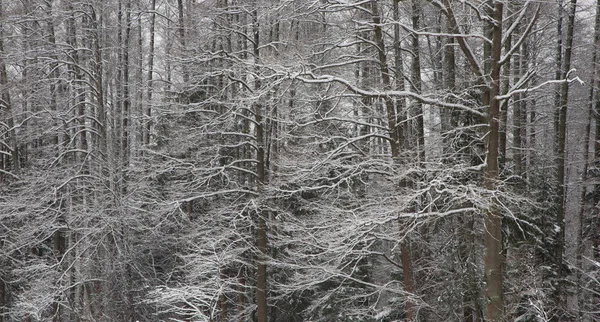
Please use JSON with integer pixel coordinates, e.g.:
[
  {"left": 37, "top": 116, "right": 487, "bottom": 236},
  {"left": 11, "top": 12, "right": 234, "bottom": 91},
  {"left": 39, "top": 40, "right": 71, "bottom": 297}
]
[
  {"left": 554, "top": 1, "right": 577, "bottom": 320},
  {"left": 0, "top": 0, "right": 595, "bottom": 321}
]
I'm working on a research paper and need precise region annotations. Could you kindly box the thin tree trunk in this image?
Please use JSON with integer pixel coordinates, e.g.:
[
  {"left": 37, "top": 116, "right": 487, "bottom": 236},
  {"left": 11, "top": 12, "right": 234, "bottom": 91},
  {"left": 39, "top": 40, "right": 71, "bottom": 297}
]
[
  {"left": 122, "top": 0, "right": 132, "bottom": 169},
  {"left": 65, "top": 2, "right": 88, "bottom": 163},
  {"left": 91, "top": 4, "right": 106, "bottom": 159},
  {"left": 145, "top": 0, "right": 156, "bottom": 145},
  {"left": 554, "top": 1, "right": 576, "bottom": 320},
  {"left": 237, "top": 266, "right": 246, "bottom": 322},
  {"left": 46, "top": 0, "right": 60, "bottom": 148},
  {"left": 483, "top": 2, "right": 504, "bottom": 321},
  {"left": 135, "top": 0, "right": 143, "bottom": 154},
  {"left": 392, "top": 0, "right": 405, "bottom": 150},
  {"left": 372, "top": 1, "right": 400, "bottom": 159},
  {"left": 177, "top": 0, "right": 189, "bottom": 83},
  {"left": 519, "top": 35, "right": 529, "bottom": 178},
  {"left": 411, "top": 0, "right": 425, "bottom": 164},
  {"left": 591, "top": 1, "right": 600, "bottom": 317},
  {"left": 0, "top": 238, "right": 4, "bottom": 322},
  {"left": 554, "top": 0, "right": 564, "bottom": 150},
  {"left": 252, "top": 6, "right": 268, "bottom": 322},
  {"left": 442, "top": 20, "right": 457, "bottom": 159},
  {"left": 513, "top": 21, "right": 524, "bottom": 178},
  {"left": 499, "top": 2, "right": 512, "bottom": 169}
]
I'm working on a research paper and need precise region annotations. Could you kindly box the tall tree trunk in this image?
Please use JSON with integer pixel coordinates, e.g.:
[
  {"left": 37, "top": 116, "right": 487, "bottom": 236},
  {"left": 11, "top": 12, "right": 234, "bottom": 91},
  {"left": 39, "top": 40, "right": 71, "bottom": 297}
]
[
  {"left": 517, "top": 35, "right": 529, "bottom": 178},
  {"left": 46, "top": 0, "right": 60, "bottom": 149},
  {"left": 554, "top": 1, "right": 576, "bottom": 320},
  {"left": 177, "top": 0, "right": 189, "bottom": 83},
  {"left": 513, "top": 21, "right": 524, "bottom": 178},
  {"left": 577, "top": 0, "right": 600, "bottom": 315},
  {"left": 392, "top": 0, "right": 405, "bottom": 150},
  {"left": 442, "top": 19, "right": 457, "bottom": 160},
  {"left": 372, "top": 0, "right": 400, "bottom": 159},
  {"left": 0, "top": 238, "right": 5, "bottom": 322},
  {"left": 65, "top": 2, "right": 88, "bottom": 164},
  {"left": 499, "top": 3, "right": 512, "bottom": 169},
  {"left": 483, "top": 2, "right": 504, "bottom": 321},
  {"left": 145, "top": 0, "right": 156, "bottom": 146},
  {"left": 122, "top": 0, "right": 132, "bottom": 170},
  {"left": 554, "top": 0, "right": 564, "bottom": 150},
  {"left": 411, "top": 0, "right": 425, "bottom": 164},
  {"left": 252, "top": 6, "right": 268, "bottom": 322},
  {"left": 135, "top": 0, "right": 144, "bottom": 154},
  {"left": 90, "top": 4, "right": 107, "bottom": 159},
  {"left": 593, "top": 0, "right": 600, "bottom": 311}
]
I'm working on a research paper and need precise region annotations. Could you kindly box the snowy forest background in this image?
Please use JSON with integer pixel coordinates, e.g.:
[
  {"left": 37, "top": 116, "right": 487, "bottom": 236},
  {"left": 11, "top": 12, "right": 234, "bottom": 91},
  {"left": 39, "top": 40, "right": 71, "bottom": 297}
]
[{"left": 0, "top": 0, "right": 599, "bottom": 321}]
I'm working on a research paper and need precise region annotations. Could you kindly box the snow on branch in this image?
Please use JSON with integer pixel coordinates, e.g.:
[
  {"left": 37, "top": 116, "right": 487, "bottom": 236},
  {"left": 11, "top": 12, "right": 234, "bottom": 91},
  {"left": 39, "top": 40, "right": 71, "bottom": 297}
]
[
  {"left": 496, "top": 69, "right": 583, "bottom": 101},
  {"left": 499, "top": 3, "right": 540, "bottom": 66},
  {"left": 294, "top": 72, "right": 486, "bottom": 118}
]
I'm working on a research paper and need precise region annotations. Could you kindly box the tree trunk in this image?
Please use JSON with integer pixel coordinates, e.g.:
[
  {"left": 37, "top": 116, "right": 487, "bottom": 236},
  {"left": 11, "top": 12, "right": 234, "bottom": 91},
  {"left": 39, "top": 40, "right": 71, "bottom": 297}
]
[
  {"left": 372, "top": 1, "right": 400, "bottom": 159},
  {"left": 392, "top": 0, "right": 406, "bottom": 151},
  {"left": 483, "top": 2, "right": 504, "bottom": 321},
  {"left": 252, "top": 6, "right": 268, "bottom": 322},
  {"left": 577, "top": 1, "right": 600, "bottom": 315},
  {"left": 122, "top": 0, "right": 132, "bottom": 169},
  {"left": 177, "top": 0, "right": 189, "bottom": 83},
  {"left": 0, "top": 237, "right": 4, "bottom": 322},
  {"left": 554, "top": 1, "right": 576, "bottom": 320},
  {"left": 145, "top": 0, "right": 156, "bottom": 146},
  {"left": 554, "top": 0, "right": 564, "bottom": 150},
  {"left": 442, "top": 19, "right": 457, "bottom": 160},
  {"left": 499, "top": 3, "right": 511, "bottom": 169},
  {"left": 411, "top": 0, "right": 425, "bottom": 164},
  {"left": 590, "top": 1, "right": 600, "bottom": 319},
  {"left": 135, "top": 0, "right": 144, "bottom": 153}
]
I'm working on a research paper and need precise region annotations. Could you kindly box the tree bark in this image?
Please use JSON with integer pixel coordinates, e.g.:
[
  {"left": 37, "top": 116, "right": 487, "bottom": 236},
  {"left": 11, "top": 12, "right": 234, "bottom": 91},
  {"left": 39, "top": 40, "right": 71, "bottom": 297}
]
[
  {"left": 554, "top": 0, "right": 564, "bottom": 151},
  {"left": 499, "top": 38, "right": 510, "bottom": 168},
  {"left": 554, "top": 1, "right": 576, "bottom": 319},
  {"left": 122, "top": 0, "right": 132, "bottom": 169},
  {"left": 483, "top": 2, "right": 504, "bottom": 322},
  {"left": 145, "top": 0, "right": 156, "bottom": 146},
  {"left": 577, "top": 0, "right": 600, "bottom": 315},
  {"left": 411, "top": 0, "right": 425, "bottom": 164},
  {"left": 392, "top": 0, "right": 406, "bottom": 140},
  {"left": 594, "top": 0, "right": 600, "bottom": 305},
  {"left": 252, "top": 6, "right": 268, "bottom": 322},
  {"left": 177, "top": 0, "right": 189, "bottom": 83}
]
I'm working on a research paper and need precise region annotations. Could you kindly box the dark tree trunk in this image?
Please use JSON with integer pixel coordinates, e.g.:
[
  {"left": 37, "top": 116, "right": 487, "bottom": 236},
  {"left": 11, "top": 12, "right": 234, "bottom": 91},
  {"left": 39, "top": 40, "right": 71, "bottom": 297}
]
[
  {"left": 252, "top": 6, "right": 268, "bottom": 322},
  {"left": 411, "top": 0, "right": 425, "bottom": 164},
  {"left": 483, "top": 2, "right": 504, "bottom": 321},
  {"left": 177, "top": 0, "right": 189, "bottom": 82},
  {"left": 145, "top": 0, "right": 156, "bottom": 145},
  {"left": 554, "top": 1, "right": 576, "bottom": 320}
]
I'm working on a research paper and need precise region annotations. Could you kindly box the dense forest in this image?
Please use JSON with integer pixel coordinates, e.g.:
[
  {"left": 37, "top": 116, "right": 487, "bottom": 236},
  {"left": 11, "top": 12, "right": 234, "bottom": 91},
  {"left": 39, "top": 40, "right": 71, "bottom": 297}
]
[{"left": 0, "top": 0, "right": 599, "bottom": 321}]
